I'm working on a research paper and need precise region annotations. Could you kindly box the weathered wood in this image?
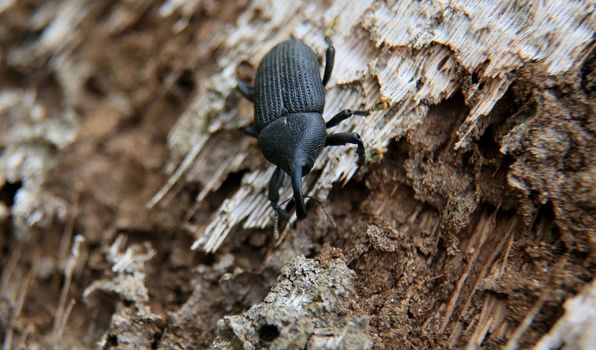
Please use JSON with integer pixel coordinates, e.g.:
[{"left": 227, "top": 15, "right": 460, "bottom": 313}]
[
  {"left": 0, "top": 1, "right": 593, "bottom": 349},
  {"left": 148, "top": 0, "right": 594, "bottom": 252}
]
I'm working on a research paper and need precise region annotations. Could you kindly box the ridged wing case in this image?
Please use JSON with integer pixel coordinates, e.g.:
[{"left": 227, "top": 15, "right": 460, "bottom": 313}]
[{"left": 253, "top": 40, "right": 325, "bottom": 130}]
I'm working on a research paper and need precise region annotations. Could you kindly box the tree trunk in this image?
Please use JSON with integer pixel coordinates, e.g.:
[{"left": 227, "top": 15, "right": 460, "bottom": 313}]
[{"left": 0, "top": 0, "right": 593, "bottom": 349}]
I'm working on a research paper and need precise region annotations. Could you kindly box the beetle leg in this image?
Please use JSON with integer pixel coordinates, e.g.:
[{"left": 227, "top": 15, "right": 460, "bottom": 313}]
[
  {"left": 325, "top": 132, "right": 366, "bottom": 165},
  {"left": 326, "top": 109, "right": 369, "bottom": 129},
  {"left": 269, "top": 167, "right": 290, "bottom": 220},
  {"left": 243, "top": 125, "right": 259, "bottom": 138},
  {"left": 322, "top": 44, "right": 335, "bottom": 87},
  {"left": 237, "top": 81, "right": 255, "bottom": 102}
]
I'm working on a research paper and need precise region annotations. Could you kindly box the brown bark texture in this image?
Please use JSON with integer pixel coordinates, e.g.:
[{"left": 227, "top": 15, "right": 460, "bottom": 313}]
[{"left": 0, "top": 0, "right": 594, "bottom": 349}]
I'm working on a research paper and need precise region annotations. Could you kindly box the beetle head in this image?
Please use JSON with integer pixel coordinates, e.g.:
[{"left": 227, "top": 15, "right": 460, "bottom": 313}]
[{"left": 259, "top": 113, "right": 326, "bottom": 219}]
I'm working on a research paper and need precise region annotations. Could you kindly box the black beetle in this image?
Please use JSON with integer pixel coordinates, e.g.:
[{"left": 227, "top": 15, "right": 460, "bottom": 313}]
[{"left": 238, "top": 39, "right": 368, "bottom": 220}]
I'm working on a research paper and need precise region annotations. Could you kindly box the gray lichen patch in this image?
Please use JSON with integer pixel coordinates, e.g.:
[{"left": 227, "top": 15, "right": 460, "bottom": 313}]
[
  {"left": 212, "top": 256, "right": 372, "bottom": 350},
  {"left": 83, "top": 236, "right": 163, "bottom": 349},
  {"left": 0, "top": 89, "right": 77, "bottom": 239}
]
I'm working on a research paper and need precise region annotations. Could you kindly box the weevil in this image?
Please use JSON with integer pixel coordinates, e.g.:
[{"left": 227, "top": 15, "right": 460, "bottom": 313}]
[{"left": 238, "top": 39, "right": 368, "bottom": 220}]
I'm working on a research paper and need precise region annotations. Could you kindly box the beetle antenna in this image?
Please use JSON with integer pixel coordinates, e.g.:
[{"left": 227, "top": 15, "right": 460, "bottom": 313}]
[
  {"left": 277, "top": 196, "right": 333, "bottom": 224},
  {"left": 272, "top": 196, "right": 294, "bottom": 240},
  {"left": 273, "top": 214, "right": 280, "bottom": 240},
  {"left": 304, "top": 195, "right": 321, "bottom": 204},
  {"left": 304, "top": 196, "right": 334, "bottom": 225}
]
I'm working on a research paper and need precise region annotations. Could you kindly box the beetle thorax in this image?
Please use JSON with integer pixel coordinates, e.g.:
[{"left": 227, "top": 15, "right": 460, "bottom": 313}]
[{"left": 258, "top": 113, "right": 326, "bottom": 175}]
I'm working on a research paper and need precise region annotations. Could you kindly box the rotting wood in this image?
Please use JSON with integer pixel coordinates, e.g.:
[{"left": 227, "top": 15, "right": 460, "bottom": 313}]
[
  {"left": 0, "top": 0, "right": 594, "bottom": 349},
  {"left": 144, "top": 0, "right": 594, "bottom": 252},
  {"left": 533, "top": 279, "right": 596, "bottom": 350}
]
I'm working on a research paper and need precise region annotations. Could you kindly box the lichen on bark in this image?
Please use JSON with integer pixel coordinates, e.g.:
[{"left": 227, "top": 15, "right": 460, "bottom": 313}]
[{"left": 212, "top": 256, "right": 372, "bottom": 350}]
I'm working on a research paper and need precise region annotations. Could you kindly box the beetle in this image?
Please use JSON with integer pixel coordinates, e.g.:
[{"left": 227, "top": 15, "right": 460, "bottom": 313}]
[{"left": 237, "top": 39, "right": 368, "bottom": 220}]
